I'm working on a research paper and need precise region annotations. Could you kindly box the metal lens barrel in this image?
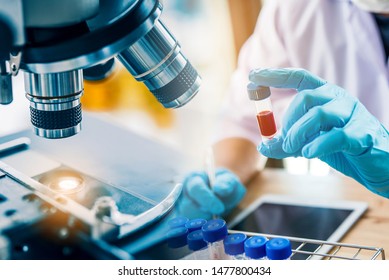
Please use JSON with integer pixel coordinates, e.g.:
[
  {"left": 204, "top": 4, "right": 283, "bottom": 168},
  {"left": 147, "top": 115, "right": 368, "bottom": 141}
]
[
  {"left": 24, "top": 70, "right": 83, "bottom": 139},
  {"left": 117, "top": 19, "right": 201, "bottom": 109}
]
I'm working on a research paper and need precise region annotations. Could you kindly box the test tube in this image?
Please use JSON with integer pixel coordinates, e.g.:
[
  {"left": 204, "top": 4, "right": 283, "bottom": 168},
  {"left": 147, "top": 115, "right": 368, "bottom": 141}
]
[
  {"left": 185, "top": 218, "right": 207, "bottom": 233},
  {"left": 187, "top": 230, "right": 209, "bottom": 260},
  {"left": 168, "top": 216, "right": 189, "bottom": 229},
  {"left": 244, "top": 236, "right": 268, "bottom": 260},
  {"left": 247, "top": 83, "right": 278, "bottom": 142},
  {"left": 166, "top": 227, "right": 189, "bottom": 249},
  {"left": 202, "top": 219, "right": 229, "bottom": 260},
  {"left": 223, "top": 233, "right": 247, "bottom": 260},
  {"left": 266, "top": 238, "right": 292, "bottom": 260}
]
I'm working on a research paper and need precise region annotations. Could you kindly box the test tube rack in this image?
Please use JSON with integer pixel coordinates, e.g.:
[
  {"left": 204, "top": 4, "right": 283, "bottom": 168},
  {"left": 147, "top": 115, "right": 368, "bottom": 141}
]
[{"left": 229, "top": 230, "right": 385, "bottom": 260}]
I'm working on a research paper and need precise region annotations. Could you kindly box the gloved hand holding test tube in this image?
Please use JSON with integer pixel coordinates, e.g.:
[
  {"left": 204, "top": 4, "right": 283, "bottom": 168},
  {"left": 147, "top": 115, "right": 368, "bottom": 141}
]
[{"left": 252, "top": 68, "right": 389, "bottom": 197}]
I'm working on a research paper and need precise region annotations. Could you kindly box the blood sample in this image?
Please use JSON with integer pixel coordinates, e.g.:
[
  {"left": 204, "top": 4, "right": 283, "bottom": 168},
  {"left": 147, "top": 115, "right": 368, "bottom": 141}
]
[
  {"left": 257, "top": 111, "right": 277, "bottom": 137},
  {"left": 247, "top": 83, "right": 278, "bottom": 141}
]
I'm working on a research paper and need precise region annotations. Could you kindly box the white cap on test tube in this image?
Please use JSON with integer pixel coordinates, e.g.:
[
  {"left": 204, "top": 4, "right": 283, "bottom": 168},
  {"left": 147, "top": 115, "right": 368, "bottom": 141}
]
[{"left": 247, "top": 83, "right": 271, "bottom": 101}]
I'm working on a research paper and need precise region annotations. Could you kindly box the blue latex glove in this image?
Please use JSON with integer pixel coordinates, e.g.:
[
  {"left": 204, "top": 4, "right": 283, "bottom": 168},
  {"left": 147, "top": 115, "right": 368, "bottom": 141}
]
[
  {"left": 176, "top": 168, "right": 246, "bottom": 219},
  {"left": 250, "top": 68, "right": 389, "bottom": 197}
]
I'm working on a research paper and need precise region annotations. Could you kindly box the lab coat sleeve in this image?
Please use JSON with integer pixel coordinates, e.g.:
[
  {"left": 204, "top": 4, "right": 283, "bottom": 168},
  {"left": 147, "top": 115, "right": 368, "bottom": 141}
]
[{"left": 214, "top": 0, "right": 300, "bottom": 145}]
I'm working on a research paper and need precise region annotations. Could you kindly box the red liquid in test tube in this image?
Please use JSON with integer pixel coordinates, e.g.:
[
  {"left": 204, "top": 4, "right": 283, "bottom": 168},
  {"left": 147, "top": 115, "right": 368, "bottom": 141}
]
[
  {"left": 247, "top": 83, "right": 278, "bottom": 141},
  {"left": 256, "top": 110, "right": 277, "bottom": 138}
]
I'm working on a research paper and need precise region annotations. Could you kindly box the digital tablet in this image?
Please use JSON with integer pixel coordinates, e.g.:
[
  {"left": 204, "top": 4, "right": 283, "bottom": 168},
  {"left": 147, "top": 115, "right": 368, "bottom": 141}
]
[{"left": 229, "top": 194, "right": 367, "bottom": 259}]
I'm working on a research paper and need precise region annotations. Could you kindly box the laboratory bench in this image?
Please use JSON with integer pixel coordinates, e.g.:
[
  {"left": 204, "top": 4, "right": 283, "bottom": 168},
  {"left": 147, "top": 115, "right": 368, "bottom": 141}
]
[{"left": 230, "top": 168, "right": 389, "bottom": 259}]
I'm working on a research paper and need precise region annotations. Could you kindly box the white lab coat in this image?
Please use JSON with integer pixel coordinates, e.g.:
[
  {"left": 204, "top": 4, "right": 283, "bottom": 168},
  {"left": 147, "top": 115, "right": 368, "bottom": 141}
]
[{"left": 216, "top": 0, "right": 389, "bottom": 145}]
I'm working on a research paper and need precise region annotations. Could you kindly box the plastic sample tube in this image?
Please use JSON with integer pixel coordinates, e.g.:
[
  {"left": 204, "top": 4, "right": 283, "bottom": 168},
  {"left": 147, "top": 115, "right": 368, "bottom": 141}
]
[
  {"left": 202, "top": 219, "right": 229, "bottom": 260},
  {"left": 223, "top": 233, "right": 247, "bottom": 260},
  {"left": 166, "top": 227, "right": 189, "bottom": 249},
  {"left": 266, "top": 238, "right": 292, "bottom": 260},
  {"left": 185, "top": 218, "right": 207, "bottom": 233},
  {"left": 168, "top": 216, "right": 189, "bottom": 229},
  {"left": 187, "top": 230, "right": 209, "bottom": 260},
  {"left": 247, "top": 83, "right": 278, "bottom": 142},
  {"left": 244, "top": 236, "right": 268, "bottom": 260}
]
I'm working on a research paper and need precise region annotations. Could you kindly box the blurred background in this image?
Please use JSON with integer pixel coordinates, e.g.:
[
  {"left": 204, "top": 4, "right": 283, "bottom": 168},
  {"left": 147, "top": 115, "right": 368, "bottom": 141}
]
[{"left": 0, "top": 0, "right": 329, "bottom": 176}]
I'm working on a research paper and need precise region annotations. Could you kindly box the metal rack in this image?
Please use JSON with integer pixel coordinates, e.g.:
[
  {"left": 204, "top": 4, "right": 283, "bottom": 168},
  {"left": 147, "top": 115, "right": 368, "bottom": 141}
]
[{"left": 229, "top": 230, "right": 385, "bottom": 260}]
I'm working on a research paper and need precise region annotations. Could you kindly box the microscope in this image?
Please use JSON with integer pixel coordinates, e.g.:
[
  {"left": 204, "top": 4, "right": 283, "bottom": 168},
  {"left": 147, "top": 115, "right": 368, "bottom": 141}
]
[
  {"left": 0, "top": 0, "right": 201, "bottom": 139},
  {"left": 0, "top": 0, "right": 201, "bottom": 259}
]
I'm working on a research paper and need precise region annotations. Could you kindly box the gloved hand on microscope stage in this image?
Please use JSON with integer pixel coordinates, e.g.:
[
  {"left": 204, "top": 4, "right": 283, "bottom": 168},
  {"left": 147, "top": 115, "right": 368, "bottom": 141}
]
[
  {"left": 176, "top": 168, "right": 246, "bottom": 219},
  {"left": 250, "top": 68, "right": 389, "bottom": 198}
]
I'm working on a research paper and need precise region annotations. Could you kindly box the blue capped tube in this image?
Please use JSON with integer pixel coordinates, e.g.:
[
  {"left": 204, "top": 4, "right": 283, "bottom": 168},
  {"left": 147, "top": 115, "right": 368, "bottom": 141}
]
[
  {"left": 185, "top": 218, "right": 207, "bottom": 233},
  {"left": 202, "top": 219, "right": 229, "bottom": 260},
  {"left": 187, "top": 230, "right": 209, "bottom": 260},
  {"left": 224, "top": 233, "right": 247, "bottom": 260},
  {"left": 166, "top": 227, "right": 189, "bottom": 249},
  {"left": 244, "top": 236, "right": 268, "bottom": 260},
  {"left": 168, "top": 216, "right": 189, "bottom": 229},
  {"left": 266, "top": 238, "right": 292, "bottom": 260}
]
